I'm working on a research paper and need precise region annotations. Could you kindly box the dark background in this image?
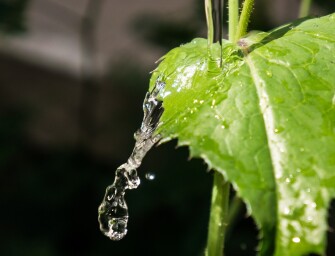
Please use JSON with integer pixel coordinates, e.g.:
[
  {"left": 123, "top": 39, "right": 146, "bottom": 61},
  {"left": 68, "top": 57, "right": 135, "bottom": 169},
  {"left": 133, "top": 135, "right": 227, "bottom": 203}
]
[{"left": 0, "top": 0, "right": 334, "bottom": 255}]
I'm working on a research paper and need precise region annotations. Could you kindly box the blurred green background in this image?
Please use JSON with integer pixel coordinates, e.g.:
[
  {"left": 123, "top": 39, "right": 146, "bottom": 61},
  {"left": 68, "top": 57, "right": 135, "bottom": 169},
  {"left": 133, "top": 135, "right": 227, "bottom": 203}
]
[{"left": 0, "top": 0, "right": 334, "bottom": 255}]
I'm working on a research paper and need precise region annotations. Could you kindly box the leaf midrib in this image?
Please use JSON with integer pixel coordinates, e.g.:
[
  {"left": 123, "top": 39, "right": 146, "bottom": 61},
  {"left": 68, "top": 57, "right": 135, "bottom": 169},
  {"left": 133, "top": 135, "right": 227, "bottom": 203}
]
[{"left": 245, "top": 55, "right": 280, "bottom": 251}]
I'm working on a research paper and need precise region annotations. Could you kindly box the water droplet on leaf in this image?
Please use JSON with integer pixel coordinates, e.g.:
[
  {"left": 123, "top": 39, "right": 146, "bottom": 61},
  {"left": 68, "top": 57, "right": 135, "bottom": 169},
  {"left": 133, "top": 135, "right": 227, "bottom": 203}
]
[
  {"left": 283, "top": 207, "right": 291, "bottom": 215},
  {"left": 211, "top": 99, "right": 216, "bottom": 109},
  {"left": 306, "top": 216, "right": 313, "bottom": 222},
  {"left": 292, "top": 237, "right": 301, "bottom": 243},
  {"left": 274, "top": 126, "right": 284, "bottom": 133}
]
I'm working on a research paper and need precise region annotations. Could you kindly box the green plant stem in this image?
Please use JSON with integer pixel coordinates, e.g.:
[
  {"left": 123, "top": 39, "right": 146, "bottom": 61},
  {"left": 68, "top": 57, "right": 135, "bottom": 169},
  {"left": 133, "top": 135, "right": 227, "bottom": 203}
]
[
  {"left": 235, "top": 0, "right": 254, "bottom": 42},
  {"left": 228, "top": 0, "right": 239, "bottom": 42},
  {"left": 206, "top": 172, "right": 230, "bottom": 256},
  {"left": 205, "top": 0, "right": 214, "bottom": 46},
  {"left": 298, "top": 0, "right": 312, "bottom": 18}
]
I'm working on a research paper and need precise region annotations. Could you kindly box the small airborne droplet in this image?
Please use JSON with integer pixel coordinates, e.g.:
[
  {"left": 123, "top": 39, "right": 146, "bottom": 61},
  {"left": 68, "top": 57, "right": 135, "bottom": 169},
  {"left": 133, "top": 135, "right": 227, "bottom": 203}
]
[
  {"left": 145, "top": 172, "right": 156, "bottom": 180},
  {"left": 98, "top": 80, "right": 165, "bottom": 241}
]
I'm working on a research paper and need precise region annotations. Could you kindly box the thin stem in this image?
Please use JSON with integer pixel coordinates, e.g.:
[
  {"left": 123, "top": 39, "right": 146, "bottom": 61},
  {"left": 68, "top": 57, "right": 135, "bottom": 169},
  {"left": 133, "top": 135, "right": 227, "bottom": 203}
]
[
  {"left": 206, "top": 172, "right": 230, "bottom": 256},
  {"left": 205, "top": 0, "right": 214, "bottom": 46},
  {"left": 235, "top": 0, "right": 254, "bottom": 42},
  {"left": 228, "top": 0, "right": 239, "bottom": 42},
  {"left": 205, "top": 0, "right": 224, "bottom": 66},
  {"left": 298, "top": 0, "right": 312, "bottom": 18}
]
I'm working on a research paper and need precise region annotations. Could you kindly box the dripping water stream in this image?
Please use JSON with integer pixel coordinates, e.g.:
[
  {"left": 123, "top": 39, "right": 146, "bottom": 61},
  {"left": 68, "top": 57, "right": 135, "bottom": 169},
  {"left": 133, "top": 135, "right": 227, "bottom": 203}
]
[
  {"left": 98, "top": 0, "right": 224, "bottom": 242},
  {"left": 98, "top": 81, "right": 165, "bottom": 240}
]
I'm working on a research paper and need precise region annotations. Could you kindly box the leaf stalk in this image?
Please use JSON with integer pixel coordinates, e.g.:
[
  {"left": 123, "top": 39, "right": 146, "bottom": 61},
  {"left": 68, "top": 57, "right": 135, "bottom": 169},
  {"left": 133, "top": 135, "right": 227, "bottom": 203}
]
[
  {"left": 228, "top": 0, "right": 239, "bottom": 42},
  {"left": 205, "top": 172, "right": 230, "bottom": 256},
  {"left": 205, "top": 0, "right": 214, "bottom": 46},
  {"left": 235, "top": 0, "right": 254, "bottom": 42}
]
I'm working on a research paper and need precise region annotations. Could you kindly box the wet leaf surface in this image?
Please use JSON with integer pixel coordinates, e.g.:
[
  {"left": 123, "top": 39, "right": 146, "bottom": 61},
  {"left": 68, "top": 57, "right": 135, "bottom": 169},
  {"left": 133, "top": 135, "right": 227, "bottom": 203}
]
[{"left": 149, "top": 13, "right": 335, "bottom": 256}]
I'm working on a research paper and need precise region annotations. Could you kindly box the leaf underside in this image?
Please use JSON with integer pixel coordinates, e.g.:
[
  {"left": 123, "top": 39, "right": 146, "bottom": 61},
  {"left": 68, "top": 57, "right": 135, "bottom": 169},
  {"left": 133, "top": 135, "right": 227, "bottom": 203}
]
[{"left": 149, "top": 13, "right": 335, "bottom": 256}]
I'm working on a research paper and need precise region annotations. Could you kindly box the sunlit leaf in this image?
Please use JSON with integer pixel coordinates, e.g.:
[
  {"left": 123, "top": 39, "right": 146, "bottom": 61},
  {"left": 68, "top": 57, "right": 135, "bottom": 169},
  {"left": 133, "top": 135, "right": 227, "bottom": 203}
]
[{"left": 149, "top": 13, "right": 335, "bottom": 255}]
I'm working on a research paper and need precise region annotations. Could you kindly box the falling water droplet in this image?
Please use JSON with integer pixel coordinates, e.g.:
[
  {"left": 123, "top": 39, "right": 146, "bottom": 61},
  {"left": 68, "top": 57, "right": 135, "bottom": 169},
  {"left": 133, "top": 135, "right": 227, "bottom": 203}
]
[
  {"left": 145, "top": 172, "right": 156, "bottom": 180},
  {"left": 98, "top": 80, "right": 165, "bottom": 241}
]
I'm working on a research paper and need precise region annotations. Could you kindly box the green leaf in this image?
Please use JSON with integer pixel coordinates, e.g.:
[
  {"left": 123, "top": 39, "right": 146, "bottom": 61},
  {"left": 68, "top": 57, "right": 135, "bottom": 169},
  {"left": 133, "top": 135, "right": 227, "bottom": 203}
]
[{"left": 149, "top": 13, "right": 335, "bottom": 256}]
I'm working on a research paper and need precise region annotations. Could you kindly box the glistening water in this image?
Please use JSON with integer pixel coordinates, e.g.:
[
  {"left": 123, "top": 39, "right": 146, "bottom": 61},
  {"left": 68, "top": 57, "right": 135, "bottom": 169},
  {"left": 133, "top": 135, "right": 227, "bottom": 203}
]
[{"left": 98, "top": 81, "right": 165, "bottom": 240}]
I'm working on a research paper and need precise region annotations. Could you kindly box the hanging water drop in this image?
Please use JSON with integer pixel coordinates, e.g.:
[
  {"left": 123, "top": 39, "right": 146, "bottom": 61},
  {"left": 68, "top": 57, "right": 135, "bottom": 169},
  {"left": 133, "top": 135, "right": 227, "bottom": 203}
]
[{"left": 98, "top": 80, "right": 165, "bottom": 241}]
